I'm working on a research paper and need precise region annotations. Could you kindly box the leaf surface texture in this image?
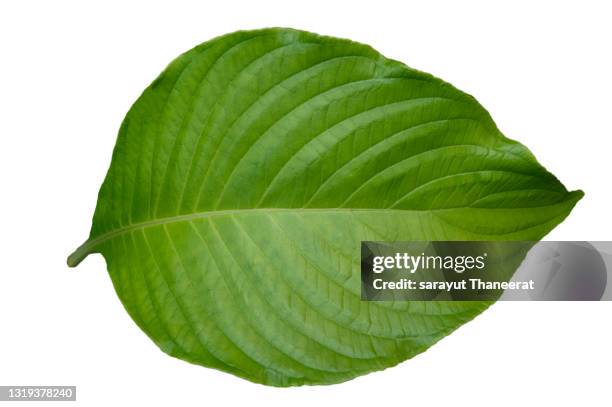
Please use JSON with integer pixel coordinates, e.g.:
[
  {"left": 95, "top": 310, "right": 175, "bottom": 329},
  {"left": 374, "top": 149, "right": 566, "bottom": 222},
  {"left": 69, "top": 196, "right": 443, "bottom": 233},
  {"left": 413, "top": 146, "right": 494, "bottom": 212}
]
[{"left": 69, "top": 28, "right": 582, "bottom": 386}]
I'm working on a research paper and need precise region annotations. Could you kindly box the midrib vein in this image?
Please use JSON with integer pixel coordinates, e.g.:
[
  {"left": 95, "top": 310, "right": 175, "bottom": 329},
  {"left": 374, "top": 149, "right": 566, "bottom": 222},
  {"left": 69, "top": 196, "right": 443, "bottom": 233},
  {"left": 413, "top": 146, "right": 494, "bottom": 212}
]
[
  {"left": 67, "top": 189, "right": 581, "bottom": 268},
  {"left": 67, "top": 207, "right": 422, "bottom": 267}
]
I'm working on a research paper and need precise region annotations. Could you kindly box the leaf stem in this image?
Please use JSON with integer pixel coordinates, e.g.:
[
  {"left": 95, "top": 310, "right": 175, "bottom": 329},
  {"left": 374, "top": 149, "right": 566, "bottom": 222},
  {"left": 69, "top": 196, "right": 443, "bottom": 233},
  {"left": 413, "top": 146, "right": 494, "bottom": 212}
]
[{"left": 67, "top": 240, "right": 96, "bottom": 267}]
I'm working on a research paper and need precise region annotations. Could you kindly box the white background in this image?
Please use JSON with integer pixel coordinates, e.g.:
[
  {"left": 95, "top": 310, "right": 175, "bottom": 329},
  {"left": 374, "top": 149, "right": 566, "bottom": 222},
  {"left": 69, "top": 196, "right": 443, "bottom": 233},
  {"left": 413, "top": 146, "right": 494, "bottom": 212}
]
[{"left": 1, "top": 0, "right": 610, "bottom": 406}]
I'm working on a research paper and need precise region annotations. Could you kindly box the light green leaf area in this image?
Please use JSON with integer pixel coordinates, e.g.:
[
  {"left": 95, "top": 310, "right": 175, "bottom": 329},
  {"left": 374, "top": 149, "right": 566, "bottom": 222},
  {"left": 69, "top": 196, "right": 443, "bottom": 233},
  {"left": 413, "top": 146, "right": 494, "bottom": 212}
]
[{"left": 68, "top": 28, "right": 582, "bottom": 386}]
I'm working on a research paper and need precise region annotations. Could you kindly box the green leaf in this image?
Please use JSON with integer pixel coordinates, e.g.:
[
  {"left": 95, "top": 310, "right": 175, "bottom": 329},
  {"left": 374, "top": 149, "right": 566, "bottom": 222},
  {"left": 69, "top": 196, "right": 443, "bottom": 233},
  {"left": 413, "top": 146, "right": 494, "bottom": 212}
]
[{"left": 68, "top": 28, "right": 582, "bottom": 386}]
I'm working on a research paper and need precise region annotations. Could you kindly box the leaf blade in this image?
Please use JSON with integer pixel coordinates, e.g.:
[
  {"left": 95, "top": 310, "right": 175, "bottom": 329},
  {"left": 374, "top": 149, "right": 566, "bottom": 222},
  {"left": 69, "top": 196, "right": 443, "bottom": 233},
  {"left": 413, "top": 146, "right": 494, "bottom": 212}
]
[{"left": 68, "top": 28, "right": 582, "bottom": 386}]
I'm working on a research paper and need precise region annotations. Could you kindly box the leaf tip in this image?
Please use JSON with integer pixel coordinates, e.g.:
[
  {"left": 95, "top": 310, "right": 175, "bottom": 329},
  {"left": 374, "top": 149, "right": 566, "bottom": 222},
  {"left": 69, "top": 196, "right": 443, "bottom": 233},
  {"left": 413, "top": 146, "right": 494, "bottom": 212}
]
[{"left": 569, "top": 189, "right": 585, "bottom": 204}]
